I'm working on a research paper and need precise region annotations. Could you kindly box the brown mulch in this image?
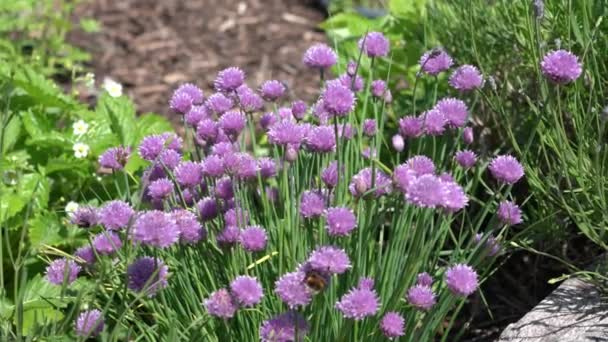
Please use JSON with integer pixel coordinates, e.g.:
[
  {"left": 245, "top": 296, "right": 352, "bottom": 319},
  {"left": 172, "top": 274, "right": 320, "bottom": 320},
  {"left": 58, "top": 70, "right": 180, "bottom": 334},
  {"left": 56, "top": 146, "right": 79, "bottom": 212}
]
[{"left": 69, "top": 0, "right": 327, "bottom": 122}]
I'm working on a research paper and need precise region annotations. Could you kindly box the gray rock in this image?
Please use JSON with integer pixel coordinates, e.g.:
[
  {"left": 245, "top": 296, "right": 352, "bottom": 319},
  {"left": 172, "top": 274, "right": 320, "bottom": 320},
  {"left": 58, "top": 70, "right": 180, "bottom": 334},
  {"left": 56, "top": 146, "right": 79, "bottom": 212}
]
[{"left": 498, "top": 276, "right": 608, "bottom": 341}]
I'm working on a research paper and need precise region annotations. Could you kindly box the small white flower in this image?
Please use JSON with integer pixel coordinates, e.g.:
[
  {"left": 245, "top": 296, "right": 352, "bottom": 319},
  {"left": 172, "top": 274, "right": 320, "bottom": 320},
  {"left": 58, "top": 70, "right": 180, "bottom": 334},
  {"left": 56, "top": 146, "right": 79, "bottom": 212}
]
[
  {"left": 65, "top": 201, "right": 79, "bottom": 216},
  {"left": 103, "top": 77, "right": 123, "bottom": 98},
  {"left": 72, "top": 120, "right": 89, "bottom": 136},
  {"left": 73, "top": 143, "right": 90, "bottom": 159}
]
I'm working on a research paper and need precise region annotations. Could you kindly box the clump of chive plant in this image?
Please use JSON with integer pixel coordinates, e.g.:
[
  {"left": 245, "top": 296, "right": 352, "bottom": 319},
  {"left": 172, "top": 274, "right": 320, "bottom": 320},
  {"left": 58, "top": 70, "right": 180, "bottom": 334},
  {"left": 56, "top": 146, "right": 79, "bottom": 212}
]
[{"left": 42, "top": 31, "right": 526, "bottom": 340}]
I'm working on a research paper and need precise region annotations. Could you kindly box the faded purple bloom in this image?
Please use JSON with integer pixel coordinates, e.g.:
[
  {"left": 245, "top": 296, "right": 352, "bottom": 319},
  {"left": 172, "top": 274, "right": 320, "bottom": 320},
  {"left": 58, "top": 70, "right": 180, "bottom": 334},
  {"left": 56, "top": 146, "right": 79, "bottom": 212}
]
[
  {"left": 46, "top": 258, "right": 80, "bottom": 285},
  {"left": 399, "top": 116, "right": 423, "bottom": 138},
  {"left": 260, "top": 312, "right": 309, "bottom": 342},
  {"left": 449, "top": 65, "right": 484, "bottom": 91},
  {"left": 268, "top": 121, "right": 306, "bottom": 146},
  {"left": 275, "top": 271, "right": 312, "bottom": 308},
  {"left": 497, "top": 200, "right": 523, "bottom": 225},
  {"left": 358, "top": 31, "right": 390, "bottom": 57},
  {"left": 196, "top": 119, "right": 219, "bottom": 142},
  {"left": 224, "top": 207, "right": 249, "bottom": 227},
  {"left": 305, "top": 125, "right": 336, "bottom": 153},
  {"left": 455, "top": 150, "right": 477, "bottom": 169},
  {"left": 307, "top": 245, "right": 350, "bottom": 274},
  {"left": 92, "top": 231, "right": 122, "bottom": 255},
  {"left": 435, "top": 98, "right": 468, "bottom": 128},
  {"left": 475, "top": 233, "right": 501, "bottom": 256},
  {"left": 219, "top": 111, "right": 247, "bottom": 137},
  {"left": 488, "top": 155, "right": 525, "bottom": 184},
  {"left": 258, "top": 157, "right": 277, "bottom": 178},
  {"left": 541, "top": 50, "right": 582, "bottom": 84},
  {"left": 99, "top": 200, "right": 133, "bottom": 230},
  {"left": 392, "top": 134, "right": 405, "bottom": 152},
  {"left": 185, "top": 105, "right": 208, "bottom": 127},
  {"left": 321, "top": 161, "right": 338, "bottom": 188},
  {"left": 132, "top": 210, "right": 179, "bottom": 248},
  {"left": 197, "top": 197, "right": 219, "bottom": 221},
  {"left": 421, "top": 109, "right": 447, "bottom": 135},
  {"left": 533, "top": 0, "right": 544, "bottom": 18},
  {"left": 206, "top": 93, "right": 234, "bottom": 115},
  {"left": 237, "top": 85, "right": 264, "bottom": 112},
  {"left": 172, "top": 209, "right": 205, "bottom": 244},
  {"left": 175, "top": 161, "right": 203, "bottom": 188},
  {"left": 349, "top": 167, "right": 392, "bottom": 198},
  {"left": 463, "top": 127, "right": 474, "bottom": 144},
  {"left": 75, "top": 246, "right": 95, "bottom": 265},
  {"left": 445, "top": 264, "right": 479, "bottom": 297},
  {"left": 127, "top": 257, "right": 169, "bottom": 296},
  {"left": 260, "top": 80, "right": 286, "bottom": 102},
  {"left": 407, "top": 285, "right": 436, "bottom": 310},
  {"left": 230, "top": 275, "right": 264, "bottom": 307},
  {"left": 442, "top": 180, "right": 469, "bottom": 213},
  {"left": 416, "top": 272, "right": 433, "bottom": 287},
  {"left": 363, "top": 119, "right": 377, "bottom": 136},
  {"left": 300, "top": 190, "right": 326, "bottom": 219},
  {"left": 75, "top": 309, "right": 104, "bottom": 337},
  {"left": 393, "top": 164, "right": 416, "bottom": 193},
  {"left": 406, "top": 174, "right": 448, "bottom": 208},
  {"left": 380, "top": 312, "right": 405, "bottom": 339},
  {"left": 325, "top": 207, "right": 357, "bottom": 236},
  {"left": 204, "top": 288, "right": 238, "bottom": 318},
  {"left": 148, "top": 178, "right": 173, "bottom": 200},
  {"left": 239, "top": 226, "right": 267, "bottom": 252},
  {"left": 335, "top": 280, "right": 380, "bottom": 320},
  {"left": 99, "top": 146, "right": 130, "bottom": 170},
  {"left": 303, "top": 43, "right": 337, "bottom": 69},
  {"left": 406, "top": 155, "right": 436, "bottom": 176},
  {"left": 139, "top": 135, "right": 165, "bottom": 161},
  {"left": 215, "top": 67, "right": 245, "bottom": 93},
  {"left": 214, "top": 177, "right": 234, "bottom": 200},
  {"left": 371, "top": 80, "right": 387, "bottom": 98},
  {"left": 291, "top": 100, "right": 307, "bottom": 120},
  {"left": 420, "top": 48, "right": 453, "bottom": 75},
  {"left": 347, "top": 60, "right": 357, "bottom": 76},
  {"left": 70, "top": 206, "right": 98, "bottom": 228},
  {"left": 322, "top": 82, "right": 356, "bottom": 117}
]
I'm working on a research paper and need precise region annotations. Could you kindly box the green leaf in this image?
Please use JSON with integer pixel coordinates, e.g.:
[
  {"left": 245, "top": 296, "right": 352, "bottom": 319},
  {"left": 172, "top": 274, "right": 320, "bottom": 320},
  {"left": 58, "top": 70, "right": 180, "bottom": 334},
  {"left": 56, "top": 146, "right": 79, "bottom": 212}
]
[
  {"left": 2, "top": 114, "right": 21, "bottom": 153},
  {"left": 320, "top": 13, "right": 380, "bottom": 37},
  {"left": 0, "top": 172, "right": 49, "bottom": 224},
  {"left": 135, "top": 113, "right": 173, "bottom": 141},
  {"left": 28, "top": 213, "right": 63, "bottom": 248},
  {"left": 80, "top": 18, "right": 101, "bottom": 33},
  {"left": 12, "top": 65, "right": 75, "bottom": 109},
  {"left": 389, "top": 0, "right": 427, "bottom": 18},
  {"left": 17, "top": 275, "right": 71, "bottom": 336},
  {"left": 96, "top": 93, "right": 137, "bottom": 146}
]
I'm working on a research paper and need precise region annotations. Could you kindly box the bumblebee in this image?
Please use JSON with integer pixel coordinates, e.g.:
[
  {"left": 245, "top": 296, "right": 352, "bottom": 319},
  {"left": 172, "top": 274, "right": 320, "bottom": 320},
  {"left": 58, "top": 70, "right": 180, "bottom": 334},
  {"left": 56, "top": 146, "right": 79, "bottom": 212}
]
[{"left": 304, "top": 270, "right": 328, "bottom": 292}]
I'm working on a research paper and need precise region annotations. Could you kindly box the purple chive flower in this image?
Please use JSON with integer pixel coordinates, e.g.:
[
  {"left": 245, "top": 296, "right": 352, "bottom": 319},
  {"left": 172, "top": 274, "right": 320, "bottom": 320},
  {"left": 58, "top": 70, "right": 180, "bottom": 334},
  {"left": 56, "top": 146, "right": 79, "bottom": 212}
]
[
  {"left": 239, "top": 226, "right": 267, "bottom": 252},
  {"left": 380, "top": 312, "right": 405, "bottom": 339},
  {"left": 75, "top": 309, "right": 104, "bottom": 337},
  {"left": 99, "top": 200, "right": 133, "bottom": 230},
  {"left": 497, "top": 200, "right": 523, "bottom": 225},
  {"left": 258, "top": 157, "right": 277, "bottom": 178},
  {"left": 392, "top": 134, "right": 405, "bottom": 152},
  {"left": 475, "top": 233, "right": 501, "bottom": 256},
  {"left": 358, "top": 31, "right": 390, "bottom": 57},
  {"left": 75, "top": 246, "right": 95, "bottom": 265},
  {"left": 322, "top": 82, "right": 356, "bottom": 117},
  {"left": 46, "top": 258, "right": 80, "bottom": 285},
  {"left": 196, "top": 119, "right": 219, "bottom": 142},
  {"left": 416, "top": 272, "right": 433, "bottom": 287},
  {"left": 363, "top": 119, "right": 377, "bottom": 136},
  {"left": 201, "top": 155, "right": 224, "bottom": 177},
  {"left": 268, "top": 121, "right": 306, "bottom": 146},
  {"left": 127, "top": 257, "right": 169, "bottom": 296},
  {"left": 347, "top": 60, "right": 357, "bottom": 76},
  {"left": 139, "top": 135, "right": 165, "bottom": 161},
  {"left": 321, "top": 161, "right": 339, "bottom": 188},
  {"left": 260, "top": 112, "right": 277, "bottom": 131},
  {"left": 226, "top": 152, "right": 258, "bottom": 180},
  {"left": 420, "top": 48, "right": 453, "bottom": 75},
  {"left": 291, "top": 100, "right": 307, "bottom": 120},
  {"left": 488, "top": 155, "right": 525, "bottom": 184},
  {"left": 338, "top": 123, "right": 356, "bottom": 140},
  {"left": 181, "top": 188, "right": 196, "bottom": 206},
  {"left": 217, "top": 226, "right": 241, "bottom": 247},
  {"left": 70, "top": 207, "right": 98, "bottom": 228},
  {"left": 224, "top": 207, "right": 249, "bottom": 227},
  {"left": 260, "top": 80, "right": 286, "bottom": 102},
  {"left": 197, "top": 197, "right": 219, "bottom": 221},
  {"left": 338, "top": 73, "right": 364, "bottom": 93},
  {"left": 305, "top": 125, "right": 336, "bottom": 153},
  {"left": 275, "top": 271, "right": 312, "bottom": 308},
  {"left": 204, "top": 288, "right": 238, "bottom": 318},
  {"left": 148, "top": 178, "right": 173, "bottom": 200},
  {"left": 172, "top": 209, "right": 205, "bottom": 244},
  {"left": 98, "top": 146, "right": 131, "bottom": 170},
  {"left": 174, "top": 161, "right": 203, "bottom": 188},
  {"left": 185, "top": 105, "right": 209, "bottom": 127},
  {"left": 455, "top": 150, "right": 477, "bottom": 168},
  {"left": 303, "top": 43, "right": 338, "bottom": 69},
  {"left": 162, "top": 132, "right": 183, "bottom": 152},
  {"left": 277, "top": 107, "right": 294, "bottom": 121},
  {"left": 169, "top": 91, "right": 193, "bottom": 114},
  {"left": 92, "top": 232, "right": 122, "bottom": 255},
  {"left": 260, "top": 312, "right": 309, "bottom": 342},
  {"left": 132, "top": 210, "right": 179, "bottom": 248},
  {"left": 442, "top": 180, "right": 469, "bottom": 213},
  {"left": 215, "top": 67, "right": 245, "bottom": 93},
  {"left": 175, "top": 83, "right": 203, "bottom": 104},
  {"left": 230, "top": 276, "right": 264, "bottom": 307},
  {"left": 325, "top": 207, "right": 357, "bottom": 236},
  {"left": 206, "top": 93, "right": 234, "bottom": 115},
  {"left": 237, "top": 85, "right": 264, "bottom": 112},
  {"left": 406, "top": 174, "right": 448, "bottom": 208},
  {"left": 361, "top": 147, "right": 376, "bottom": 160},
  {"left": 407, "top": 285, "right": 436, "bottom": 310},
  {"left": 307, "top": 246, "right": 351, "bottom": 274},
  {"left": 211, "top": 142, "right": 236, "bottom": 157},
  {"left": 406, "top": 155, "right": 436, "bottom": 176},
  {"left": 445, "top": 264, "right": 479, "bottom": 297},
  {"left": 349, "top": 167, "right": 392, "bottom": 198},
  {"left": 435, "top": 98, "right": 468, "bottom": 128},
  {"left": 439, "top": 172, "right": 455, "bottom": 183},
  {"left": 371, "top": 80, "right": 387, "bottom": 98},
  {"left": 393, "top": 164, "right": 417, "bottom": 193},
  {"left": 214, "top": 177, "right": 234, "bottom": 200},
  {"left": 541, "top": 50, "right": 582, "bottom": 84},
  {"left": 335, "top": 280, "right": 380, "bottom": 320},
  {"left": 159, "top": 149, "right": 182, "bottom": 170},
  {"left": 449, "top": 65, "right": 484, "bottom": 91},
  {"left": 421, "top": 109, "right": 447, "bottom": 135},
  {"left": 399, "top": 116, "right": 423, "bottom": 138},
  {"left": 300, "top": 190, "right": 326, "bottom": 219},
  {"left": 219, "top": 111, "right": 247, "bottom": 137},
  {"left": 463, "top": 127, "right": 474, "bottom": 144},
  {"left": 311, "top": 99, "right": 330, "bottom": 124}
]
